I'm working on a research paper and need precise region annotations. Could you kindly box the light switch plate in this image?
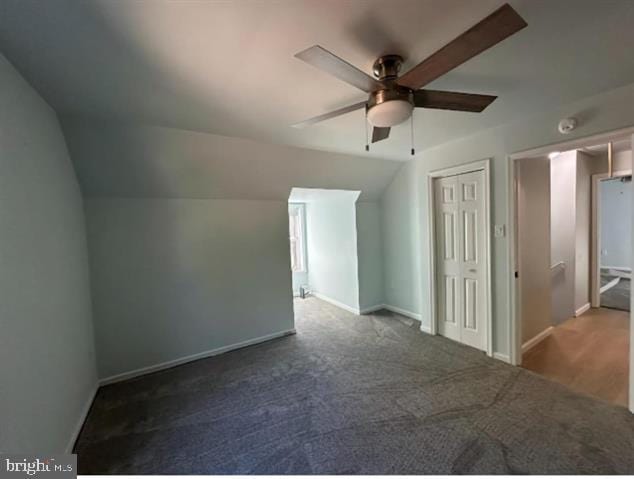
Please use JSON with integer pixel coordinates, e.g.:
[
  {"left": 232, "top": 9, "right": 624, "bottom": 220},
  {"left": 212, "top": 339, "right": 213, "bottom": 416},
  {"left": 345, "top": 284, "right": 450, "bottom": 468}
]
[{"left": 494, "top": 224, "right": 505, "bottom": 238}]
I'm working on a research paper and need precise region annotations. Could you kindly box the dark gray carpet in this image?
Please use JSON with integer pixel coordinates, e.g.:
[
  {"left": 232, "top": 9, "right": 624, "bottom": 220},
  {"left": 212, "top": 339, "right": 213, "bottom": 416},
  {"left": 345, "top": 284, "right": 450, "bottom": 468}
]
[
  {"left": 601, "top": 276, "right": 631, "bottom": 312},
  {"left": 75, "top": 297, "right": 634, "bottom": 474}
]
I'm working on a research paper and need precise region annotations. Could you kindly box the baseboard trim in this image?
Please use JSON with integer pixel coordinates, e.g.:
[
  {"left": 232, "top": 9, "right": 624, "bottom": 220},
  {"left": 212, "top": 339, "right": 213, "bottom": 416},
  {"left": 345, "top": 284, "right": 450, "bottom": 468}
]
[
  {"left": 99, "top": 328, "right": 297, "bottom": 386},
  {"left": 419, "top": 323, "right": 433, "bottom": 334},
  {"left": 574, "top": 303, "right": 591, "bottom": 317},
  {"left": 493, "top": 352, "right": 511, "bottom": 364},
  {"left": 383, "top": 304, "right": 423, "bottom": 321},
  {"left": 359, "top": 303, "right": 385, "bottom": 314},
  {"left": 312, "top": 292, "right": 360, "bottom": 315},
  {"left": 521, "top": 326, "right": 554, "bottom": 354},
  {"left": 66, "top": 384, "right": 99, "bottom": 453},
  {"left": 600, "top": 277, "right": 620, "bottom": 294}
]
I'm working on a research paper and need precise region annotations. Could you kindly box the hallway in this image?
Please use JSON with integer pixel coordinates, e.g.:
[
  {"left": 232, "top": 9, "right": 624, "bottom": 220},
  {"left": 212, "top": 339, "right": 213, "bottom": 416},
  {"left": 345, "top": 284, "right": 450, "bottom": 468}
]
[{"left": 522, "top": 308, "right": 629, "bottom": 407}]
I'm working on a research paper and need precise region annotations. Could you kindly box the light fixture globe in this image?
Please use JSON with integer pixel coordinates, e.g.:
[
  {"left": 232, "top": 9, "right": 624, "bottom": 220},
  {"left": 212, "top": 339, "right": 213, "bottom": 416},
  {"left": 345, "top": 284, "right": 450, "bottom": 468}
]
[{"left": 367, "top": 88, "right": 414, "bottom": 127}]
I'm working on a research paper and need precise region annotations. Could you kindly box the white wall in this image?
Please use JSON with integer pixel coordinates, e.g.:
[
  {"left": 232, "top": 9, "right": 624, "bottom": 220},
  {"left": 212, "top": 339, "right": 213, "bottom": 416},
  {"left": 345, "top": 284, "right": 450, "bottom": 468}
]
[
  {"left": 0, "top": 54, "right": 97, "bottom": 452},
  {"left": 380, "top": 79, "right": 634, "bottom": 360},
  {"left": 356, "top": 202, "right": 385, "bottom": 312},
  {"left": 305, "top": 193, "right": 360, "bottom": 312},
  {"left": 517, "top": 158, "right": 552, "bottom": 343},
  {"left": 86, "top": 198, "right": 295, "bottom": 380},
  {"left": 550, "top": 151, "right": 577, "bottom": 324},
  {"left": 381, "top": 166, "right": 423, "bottom": 317},
  {"left": 600, "top": 177, "right": 632, "bottom": 269}
]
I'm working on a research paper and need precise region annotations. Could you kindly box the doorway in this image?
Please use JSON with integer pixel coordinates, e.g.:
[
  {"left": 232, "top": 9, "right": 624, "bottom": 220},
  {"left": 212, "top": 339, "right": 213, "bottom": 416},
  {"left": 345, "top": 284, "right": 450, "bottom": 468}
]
[
  {"left": 591, "top": 167, "right": 632, "bottom": 312},
  {"left": 287, "top": 188, "right": 362, "bottom": 315},
  {"left": 428, "top": 159, "right": 492, "bottom": 355},
  {"left": 512, "top": 135, "right": 632, "bottom": 408}
]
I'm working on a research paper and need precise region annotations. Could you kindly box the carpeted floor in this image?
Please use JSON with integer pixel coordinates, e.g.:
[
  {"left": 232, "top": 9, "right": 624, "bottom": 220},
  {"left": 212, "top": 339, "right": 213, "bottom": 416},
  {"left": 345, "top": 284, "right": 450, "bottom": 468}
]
[
  {"left": 601, "top": 275, "right": 631, "bottom": 312},
  {"left": 75, "top": 297, "right": 634, "bottom": 474}
]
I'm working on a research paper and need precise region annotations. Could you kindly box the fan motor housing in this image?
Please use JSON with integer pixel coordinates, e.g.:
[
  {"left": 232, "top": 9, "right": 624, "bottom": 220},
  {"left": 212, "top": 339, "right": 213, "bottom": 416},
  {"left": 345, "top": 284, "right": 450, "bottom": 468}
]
[
  {"left": 372, "top": 55, "right": 404, "bottom": 80},
  {"left": 368, "top": 86, "right": 413, "bottom": 110}
]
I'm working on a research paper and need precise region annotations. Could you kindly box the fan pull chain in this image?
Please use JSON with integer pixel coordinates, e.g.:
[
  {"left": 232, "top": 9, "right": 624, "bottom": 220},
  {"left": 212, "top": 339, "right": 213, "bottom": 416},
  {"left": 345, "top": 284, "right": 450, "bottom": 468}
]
[
  {"left": 365, "top": 105, "right": 370, "bottom": 152},
  {"left": 410, "top": 112, "right": 415, "bottom": 156}
]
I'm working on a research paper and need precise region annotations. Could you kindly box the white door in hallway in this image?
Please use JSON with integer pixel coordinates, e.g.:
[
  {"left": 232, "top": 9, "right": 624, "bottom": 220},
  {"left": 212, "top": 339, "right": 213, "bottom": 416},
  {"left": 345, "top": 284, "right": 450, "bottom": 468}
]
[{"left": 434, "top": 170, "right": 488, "bottom": 351}]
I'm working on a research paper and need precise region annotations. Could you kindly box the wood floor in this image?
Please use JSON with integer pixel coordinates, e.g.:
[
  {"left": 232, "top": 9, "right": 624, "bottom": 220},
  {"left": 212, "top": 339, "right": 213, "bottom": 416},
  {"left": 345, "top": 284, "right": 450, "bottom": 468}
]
[{"left": 522, "top": 307, "right": 629, "bottom": 407}]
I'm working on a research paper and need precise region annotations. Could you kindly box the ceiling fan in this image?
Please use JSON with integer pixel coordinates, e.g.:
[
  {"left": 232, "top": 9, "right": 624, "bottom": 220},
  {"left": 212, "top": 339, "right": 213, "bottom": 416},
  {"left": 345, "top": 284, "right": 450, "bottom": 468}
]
[{"left": 292, "top": 3, "right": 527, "bottom": 148}]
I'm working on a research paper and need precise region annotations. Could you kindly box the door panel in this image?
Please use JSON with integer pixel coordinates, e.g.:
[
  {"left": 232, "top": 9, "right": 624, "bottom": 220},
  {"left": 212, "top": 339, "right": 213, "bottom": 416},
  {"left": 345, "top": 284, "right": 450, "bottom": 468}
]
[
  {"left": 434, "top": 170, "right": 487, "bottom": 352},
  {"left": 464, "top": 278, "right": 478, "bottom": 330},
  {"left": 435, "top": 176, "right": 461, "bottom": 342}
]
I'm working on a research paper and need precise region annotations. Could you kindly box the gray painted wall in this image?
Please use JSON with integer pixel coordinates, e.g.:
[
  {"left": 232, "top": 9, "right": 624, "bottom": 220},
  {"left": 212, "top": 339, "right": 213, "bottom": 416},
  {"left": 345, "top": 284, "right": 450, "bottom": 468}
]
[
  {"left": 601, "top": 177, "right": 632, "bottom": 269},
  {"left": 86, "top": 198, "right": 295, "bottom": 380},
  {"left": 574, "top": 150, "right": 606, "bottom": 310},
  {"left": 305, "top": 194, "right": 360, "bottom": 311},
  {"left": 550, "top": 151, "right": 577, "bottom": 324},
  {"left": 517, "top": 157, "right": 552, "bottom": 343},
  {"left": 0, "top": 54, "right": 97, "bottom": 452},
  {"left": 356, "top": 202, "right": 385, "bottom": 311},
  {"left": 380, "top": 79, "right": 634, "bottom": 359}
]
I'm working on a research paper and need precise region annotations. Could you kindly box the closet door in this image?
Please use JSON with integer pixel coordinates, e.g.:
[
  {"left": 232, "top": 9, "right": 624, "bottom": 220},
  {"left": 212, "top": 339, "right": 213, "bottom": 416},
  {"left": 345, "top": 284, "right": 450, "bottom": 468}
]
[
  {"left": 457, "top": 170, "right": 487, "bottom": 351},
  {"left": 434, "top": 170, "right": 487, "bottom": 352},
  {"left": 434, "top": 175, "right": 461, "bottom": 342}
]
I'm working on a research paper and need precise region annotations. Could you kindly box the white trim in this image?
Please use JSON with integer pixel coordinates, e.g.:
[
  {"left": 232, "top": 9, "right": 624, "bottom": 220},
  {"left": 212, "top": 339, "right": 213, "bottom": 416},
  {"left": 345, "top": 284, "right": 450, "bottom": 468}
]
[
  {"left": 521, "top": 326, "right": 554, "bottom": 354},
  {"left": 574, "top": 303, "right": 591, "bottom": 317},
  {"left": 507, "top": 156, "right": 521, "bottom": 365},
  {"left": 600, "top": 277, "right": 620, "bottom": 294},
  {"left": 383, "top": 304, "right": 423, "bottom": 321},
  {"left": 428, "top": 158, "right": 491, "bottom": 178},
  {"left": 420, "top": 323, "right": 432, "bottom": 334},
  {"left": 359, "top": 303, "right": 386, "bottom": 314},
  {"left": 65, "top": 384, "right": 98, "bottom": 453},
  {"left": 591, "top": 169, "right": 632, "bottom": 307},
  {"left": 602, "top": 266, "right": 632, "bottom": 272},
  {"left": 427, "top": 158, "right": 493, "bottom": 357},
  {"left": 493, "top": 352, "right": 511, "bottom": 364},
  {"left": 509, "top": 126, "right": 634, "bottom": 161},
  {"left": 99, "top": 329, "right": 296, "bottom": 386},
  {"left": 312, "top": 292, "right": 360, "bottom": 314}
]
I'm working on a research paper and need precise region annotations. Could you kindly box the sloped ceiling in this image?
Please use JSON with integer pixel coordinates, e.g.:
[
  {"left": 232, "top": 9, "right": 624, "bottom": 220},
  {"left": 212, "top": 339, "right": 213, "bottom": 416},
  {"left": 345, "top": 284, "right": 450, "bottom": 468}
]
[
  {"left": 2, "top": 0, "right": 634, "bottom": 163},
  {"left": 61, "top": 117, "right": 401, "bottom": 201}
]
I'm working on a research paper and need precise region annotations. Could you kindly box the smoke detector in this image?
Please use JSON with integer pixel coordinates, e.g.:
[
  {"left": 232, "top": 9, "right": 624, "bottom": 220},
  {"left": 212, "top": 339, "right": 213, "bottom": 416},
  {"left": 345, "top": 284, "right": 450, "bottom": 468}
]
[{"left": 558, "top": 117, "right": 578, "bottom": 134}]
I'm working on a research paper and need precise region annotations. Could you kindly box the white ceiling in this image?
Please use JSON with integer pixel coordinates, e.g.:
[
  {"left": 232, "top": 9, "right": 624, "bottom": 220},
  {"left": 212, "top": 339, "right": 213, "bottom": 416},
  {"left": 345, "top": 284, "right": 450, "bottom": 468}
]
[{"left": 2, "top": 0, "right": 634, "bottom": 161}]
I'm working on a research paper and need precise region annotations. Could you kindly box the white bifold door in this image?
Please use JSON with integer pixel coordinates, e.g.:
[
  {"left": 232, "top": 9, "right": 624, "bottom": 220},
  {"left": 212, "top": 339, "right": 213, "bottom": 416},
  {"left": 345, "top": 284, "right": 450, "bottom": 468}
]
[{"left": 434, "top": 170, "right": 488, "bottom": 351}]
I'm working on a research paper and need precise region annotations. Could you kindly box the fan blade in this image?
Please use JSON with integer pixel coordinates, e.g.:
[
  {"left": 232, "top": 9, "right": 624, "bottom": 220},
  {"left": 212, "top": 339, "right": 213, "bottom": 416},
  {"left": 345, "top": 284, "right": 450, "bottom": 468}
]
[
  {"left": 295, "top": 45, "right": 381, "bottom": 93},
  {"left": 397, "top": 3, "right": 527, "bottom": 90},
  {"left": 414, "top": 89, "right": 496, "bottom": 112},
  {"left": 292, "top": 101, "right": 367, "bottom": 128},
  {"left": 372, "top": 127, "right": 390, "bottom": 143}
]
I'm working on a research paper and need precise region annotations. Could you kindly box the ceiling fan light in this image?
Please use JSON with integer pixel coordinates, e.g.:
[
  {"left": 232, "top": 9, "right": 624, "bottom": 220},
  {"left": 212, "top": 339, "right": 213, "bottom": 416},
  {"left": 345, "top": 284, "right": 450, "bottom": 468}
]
[{"left": 367, "top": 100, "right": 413, "bottom": 127}]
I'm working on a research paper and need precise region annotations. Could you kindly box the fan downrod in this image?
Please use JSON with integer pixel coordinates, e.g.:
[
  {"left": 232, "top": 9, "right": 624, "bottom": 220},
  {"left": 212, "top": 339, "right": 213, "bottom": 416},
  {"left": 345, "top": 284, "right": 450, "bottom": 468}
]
[{"left": 372, "top": 55, "right": 403, "bottom": 81}]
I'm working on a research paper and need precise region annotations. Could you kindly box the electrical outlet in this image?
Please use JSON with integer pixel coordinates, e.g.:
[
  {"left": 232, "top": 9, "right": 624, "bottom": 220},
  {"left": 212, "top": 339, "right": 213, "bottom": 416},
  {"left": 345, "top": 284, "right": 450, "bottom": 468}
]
[{"left": 494, "top": 224, "right": 505, "bottom": 238}]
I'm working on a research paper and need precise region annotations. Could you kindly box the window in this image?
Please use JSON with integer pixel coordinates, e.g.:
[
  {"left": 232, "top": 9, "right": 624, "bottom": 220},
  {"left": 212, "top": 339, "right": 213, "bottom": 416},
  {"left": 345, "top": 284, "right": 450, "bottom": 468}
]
[{"left": 288, "top": 204, "right": 306, "bottom": 273}]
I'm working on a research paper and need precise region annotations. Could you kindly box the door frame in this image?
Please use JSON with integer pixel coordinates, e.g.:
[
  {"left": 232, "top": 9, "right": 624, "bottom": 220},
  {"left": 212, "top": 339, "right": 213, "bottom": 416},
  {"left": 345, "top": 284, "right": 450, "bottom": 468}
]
[
  {"left": 427, "top": 158, "right": 493, "bottom": 357},
  {"left": 507, "top": 126, "right": 634, "bottom": 414},
  {"left": 591, "top": 169, "right": 632, "bottom": 307}
]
